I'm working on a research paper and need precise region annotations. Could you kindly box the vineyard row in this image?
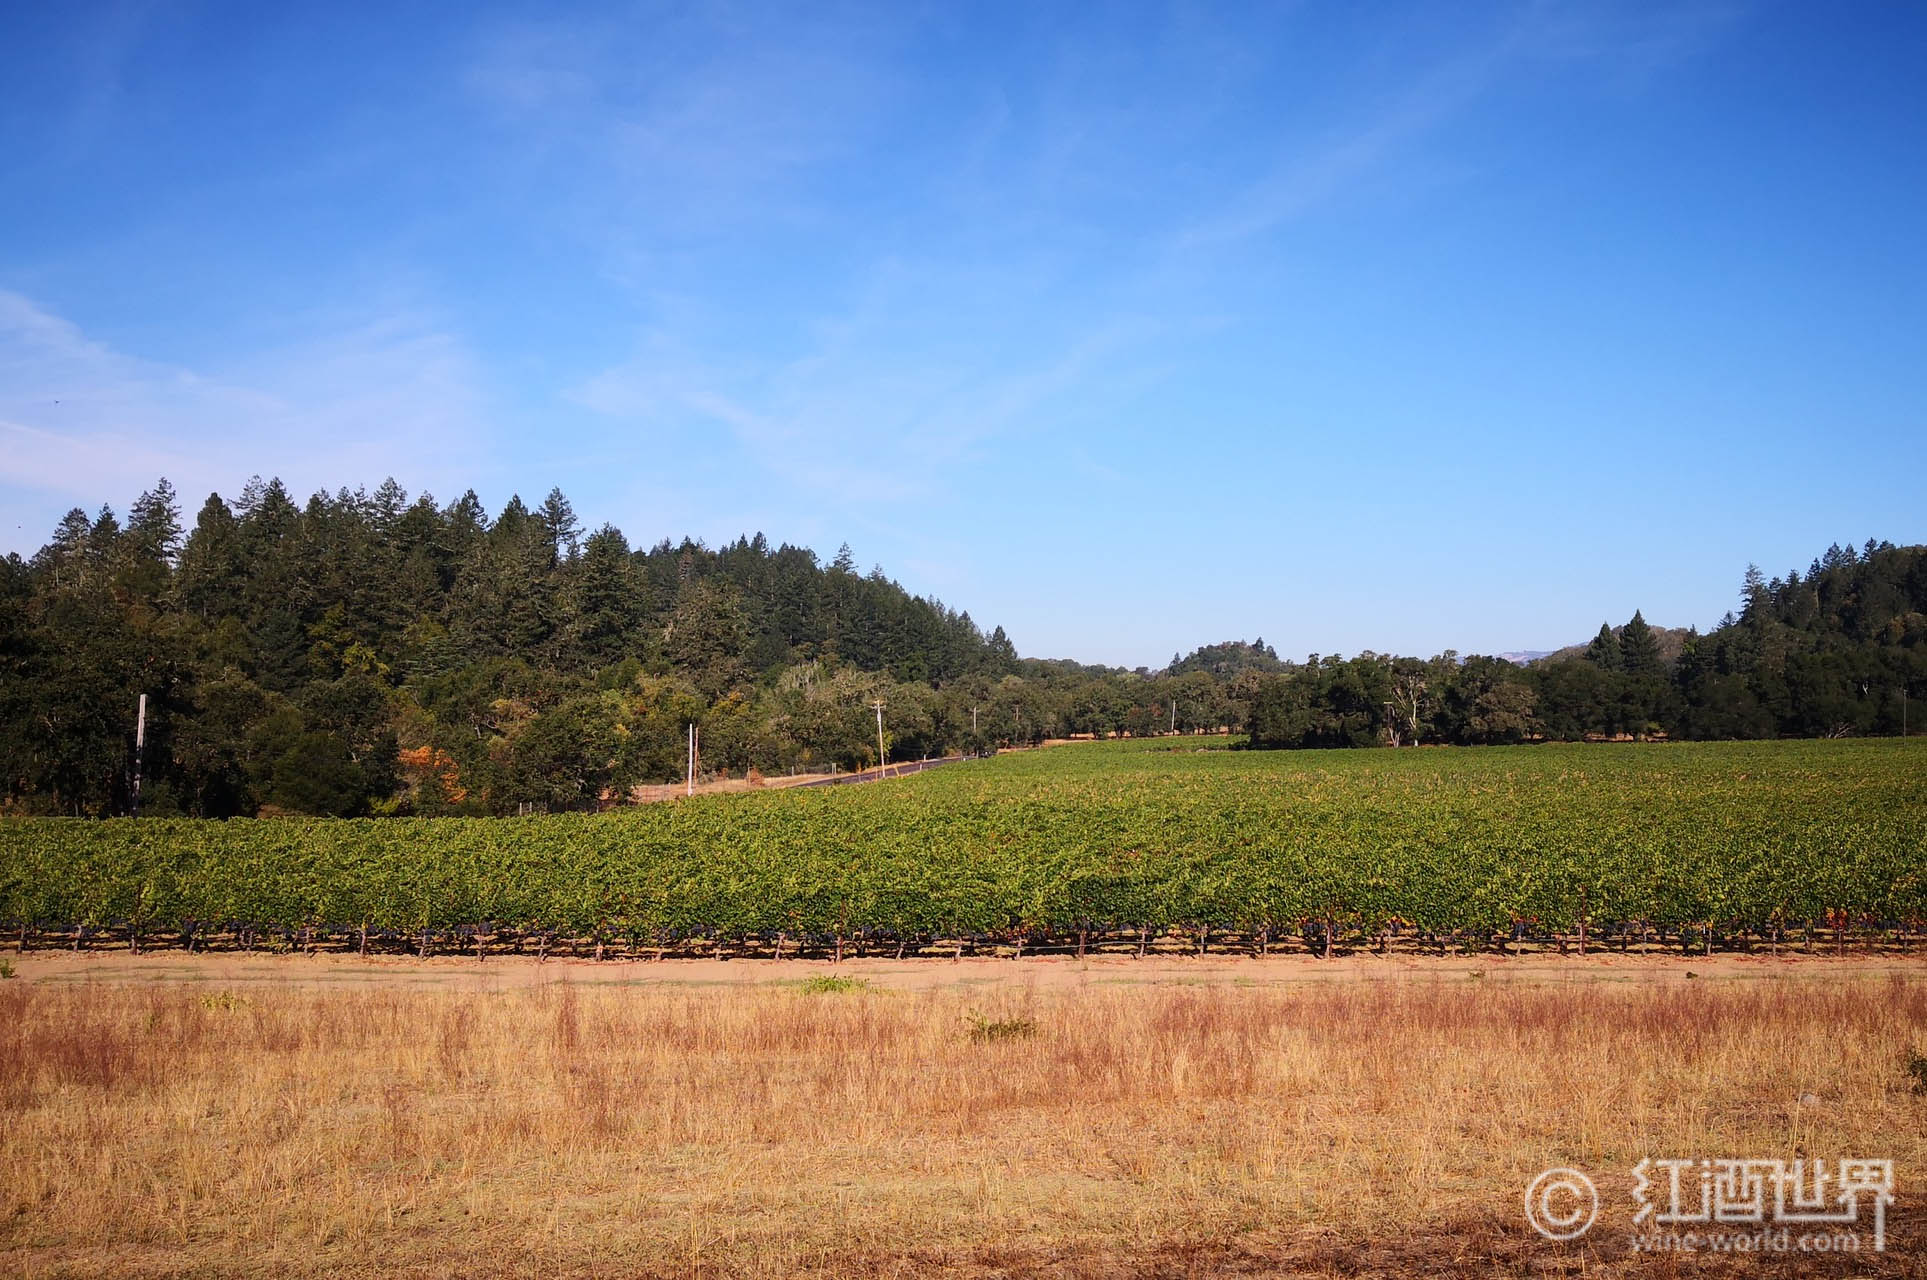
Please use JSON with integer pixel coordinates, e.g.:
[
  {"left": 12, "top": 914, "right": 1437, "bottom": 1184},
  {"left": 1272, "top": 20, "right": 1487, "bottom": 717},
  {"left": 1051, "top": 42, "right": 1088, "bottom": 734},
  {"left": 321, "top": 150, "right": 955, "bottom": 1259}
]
[
  {"left": 7, "top": 917, "right": 1918, "bottom": 961},
  {"left": 5, "top": 741, "right": 1923, "bottom": 956}
]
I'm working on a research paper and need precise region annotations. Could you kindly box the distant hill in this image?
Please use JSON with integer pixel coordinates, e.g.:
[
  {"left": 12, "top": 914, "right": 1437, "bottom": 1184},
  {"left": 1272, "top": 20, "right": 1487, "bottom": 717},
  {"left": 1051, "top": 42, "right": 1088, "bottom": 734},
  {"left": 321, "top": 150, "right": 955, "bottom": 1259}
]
[{"left": 1538, "top": 624, "right": 1694, "bottom": 666}]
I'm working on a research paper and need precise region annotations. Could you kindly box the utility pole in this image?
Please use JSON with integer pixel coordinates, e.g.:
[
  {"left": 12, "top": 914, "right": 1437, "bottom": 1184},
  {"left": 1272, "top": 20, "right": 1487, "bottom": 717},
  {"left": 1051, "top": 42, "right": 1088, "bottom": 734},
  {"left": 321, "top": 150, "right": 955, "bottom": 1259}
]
[
  {"left": 686, "top": 722, "right": 698, "bottom": 797},
  {"left": 132, "top": 693, "right": 147, "bottom": 817},
  {"left": 871, "top": 699, "right": 887, "bottom": 777},
  {"left": 1170, "top": 699, "right": 1176, "bottom": 734}
]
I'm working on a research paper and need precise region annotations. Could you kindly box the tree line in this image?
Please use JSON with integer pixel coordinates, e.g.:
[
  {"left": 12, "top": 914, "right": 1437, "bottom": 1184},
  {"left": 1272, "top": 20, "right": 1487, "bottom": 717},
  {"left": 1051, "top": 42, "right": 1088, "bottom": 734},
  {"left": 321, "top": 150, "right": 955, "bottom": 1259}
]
[
  {"left": 0, "top": 475, "right": 1920, "bottom": 817},
  {"left": 1246, "top": 542, "right": 1926, "bottom": 749}
]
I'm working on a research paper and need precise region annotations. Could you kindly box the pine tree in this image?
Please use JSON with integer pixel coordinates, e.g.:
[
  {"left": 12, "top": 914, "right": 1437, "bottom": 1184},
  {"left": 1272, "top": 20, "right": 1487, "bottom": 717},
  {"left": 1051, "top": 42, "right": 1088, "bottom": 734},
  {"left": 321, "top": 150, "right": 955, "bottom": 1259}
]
[
  {"left": 371, "top": 478, "right": 408, "bottom": 532},
  {"left": 36, "top": 509, "right": 93, "bottom": 584},
  {"left": 664, "top": 579, "right": 750, "bottom": 698},
  {"left": 987, "top": 625, "right": 1017, "bottom": 669},
  {"left": 443, "top": 490, "right": 489, "bottom": 542},
  {"left": 1584, "top": 623, "right": 1621, "bottom": 671},
  {"left": 569, "top": 524, "right": 644, "bottom": 663},
  {"left": 235, "top": 475, "right": 268, "bottom": 517},
  {"left": 538, "top": 488, "right": 581, "bottom": 563},
  {"left": 1619, "top": 610, "right": 1661, "bottom": 676},
  {"left": 1740, "top": 563, "right": 1767, "bottom": 621},
  {"left": 492, "top": 495, "right": 531, "bottom": 548},
  {"left": 175, "top": 495, "right": 244, "bottom": 620},
  {"left": 127, "top": 479, "right": 182, "bottom": 564}
]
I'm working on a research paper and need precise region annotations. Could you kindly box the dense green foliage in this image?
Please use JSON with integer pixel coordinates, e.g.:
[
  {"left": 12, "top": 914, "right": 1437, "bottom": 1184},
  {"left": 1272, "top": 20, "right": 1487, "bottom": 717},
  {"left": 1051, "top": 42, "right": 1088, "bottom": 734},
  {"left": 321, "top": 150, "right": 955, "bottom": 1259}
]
[
  {"left": 0, "top": 478, "right": 1038, "bottom": 817},
  {"left": 2, "top": 471, "right": 1921, "bottom": 818},
  {"left": 1244, "top": 544, "right": 1927, "bottom": 749},
  {"left": 4, "top": 740, "right": 1922, "bottom": 950}
]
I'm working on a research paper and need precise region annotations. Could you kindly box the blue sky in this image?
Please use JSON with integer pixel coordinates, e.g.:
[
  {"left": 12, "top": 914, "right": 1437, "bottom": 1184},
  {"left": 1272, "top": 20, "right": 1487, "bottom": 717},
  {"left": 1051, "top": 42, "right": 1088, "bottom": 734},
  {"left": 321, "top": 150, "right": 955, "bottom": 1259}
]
[{"left": 2, "top": 2, "right": 1922, "bottom": 666}]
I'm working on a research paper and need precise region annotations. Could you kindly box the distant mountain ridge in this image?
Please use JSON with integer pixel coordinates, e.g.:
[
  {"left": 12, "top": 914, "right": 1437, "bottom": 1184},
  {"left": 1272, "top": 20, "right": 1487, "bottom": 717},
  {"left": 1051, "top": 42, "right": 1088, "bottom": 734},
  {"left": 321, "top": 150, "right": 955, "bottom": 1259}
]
[{"left": 1496, "top": 649, "right": 1558, "bottom": 665}]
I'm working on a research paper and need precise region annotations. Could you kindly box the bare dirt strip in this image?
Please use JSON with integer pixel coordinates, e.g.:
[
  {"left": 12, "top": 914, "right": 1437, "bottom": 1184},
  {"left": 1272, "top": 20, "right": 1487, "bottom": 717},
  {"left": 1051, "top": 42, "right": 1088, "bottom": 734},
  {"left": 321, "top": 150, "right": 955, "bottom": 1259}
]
[{"left": 11, "top": 946, "right": 1923, "bottom": 991}]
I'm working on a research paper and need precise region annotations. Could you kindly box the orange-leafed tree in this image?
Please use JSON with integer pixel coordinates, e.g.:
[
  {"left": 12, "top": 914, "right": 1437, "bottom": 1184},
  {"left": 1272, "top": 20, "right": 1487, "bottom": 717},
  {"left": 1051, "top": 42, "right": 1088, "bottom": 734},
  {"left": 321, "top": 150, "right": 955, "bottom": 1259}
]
[{"left": 398, "top": 745, "right": 466, "bottom": 812}]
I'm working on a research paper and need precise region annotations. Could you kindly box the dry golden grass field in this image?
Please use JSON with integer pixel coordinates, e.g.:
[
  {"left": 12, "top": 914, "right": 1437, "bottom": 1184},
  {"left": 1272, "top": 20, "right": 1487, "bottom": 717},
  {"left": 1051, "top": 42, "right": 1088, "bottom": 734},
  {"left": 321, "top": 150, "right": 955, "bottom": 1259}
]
[{"left": 2, "top": 954, "right": 1924, "bottom": 1278}]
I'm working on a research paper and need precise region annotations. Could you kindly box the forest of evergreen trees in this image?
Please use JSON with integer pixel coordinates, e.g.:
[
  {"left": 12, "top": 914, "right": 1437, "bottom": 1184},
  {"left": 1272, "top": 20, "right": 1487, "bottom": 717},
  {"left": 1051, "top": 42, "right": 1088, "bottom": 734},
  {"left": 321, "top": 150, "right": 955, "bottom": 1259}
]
[
  {"left": 1, "top": 475, "right": 1921, "bottom": 817},
  {"left": 1245, "top": 542, "right": 1927, "bottom": 750}
]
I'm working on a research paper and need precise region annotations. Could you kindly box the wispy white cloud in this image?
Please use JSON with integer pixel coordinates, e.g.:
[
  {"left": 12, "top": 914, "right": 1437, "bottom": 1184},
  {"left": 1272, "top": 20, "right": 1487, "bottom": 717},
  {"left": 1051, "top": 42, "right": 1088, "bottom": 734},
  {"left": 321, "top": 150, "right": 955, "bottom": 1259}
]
[
  {"left": 485, "top": 0, "right": 1747, "bottom": 559},
  {"left": 1515, "top": 0, "right": 1746, "bottom": 86},
  {"left": 568, "top": 268, "right": 1164, "bottom": 510},
  {"left": 1175, "top": 1, "right": 1747, "bottom": 250},
  {"left": 0, "top": 291, "right": 494, "bottom": 541},
  {"left": 462, "top": 5, "right": 906, "bottom": 256},
  {"left": 1175, "top": 42, "right": 1509, "bottom": 250}
]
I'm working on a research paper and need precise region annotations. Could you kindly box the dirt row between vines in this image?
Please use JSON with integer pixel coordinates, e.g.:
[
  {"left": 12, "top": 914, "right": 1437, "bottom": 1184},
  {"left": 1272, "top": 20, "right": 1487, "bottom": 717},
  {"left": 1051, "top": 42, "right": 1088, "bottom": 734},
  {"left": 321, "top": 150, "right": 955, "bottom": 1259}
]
[{"left": 10, "top": 946, "right": 1925, "bottom": 991}]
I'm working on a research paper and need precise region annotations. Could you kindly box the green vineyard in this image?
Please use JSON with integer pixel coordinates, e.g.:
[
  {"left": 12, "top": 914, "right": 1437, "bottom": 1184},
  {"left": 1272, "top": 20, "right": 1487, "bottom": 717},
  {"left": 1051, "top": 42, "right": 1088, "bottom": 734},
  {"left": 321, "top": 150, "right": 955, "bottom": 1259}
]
[{"left": 3, "top": 739, "right": 1924, "bottom": 957}]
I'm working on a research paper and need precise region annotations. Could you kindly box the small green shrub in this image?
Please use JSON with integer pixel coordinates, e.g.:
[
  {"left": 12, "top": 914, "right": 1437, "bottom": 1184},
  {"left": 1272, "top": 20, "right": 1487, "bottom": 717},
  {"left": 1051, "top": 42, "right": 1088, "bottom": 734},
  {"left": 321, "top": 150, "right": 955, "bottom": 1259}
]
[
  {"left": 967, "top": 1011, "right": 1037, "bottom": 1042},
  {"left": 796, "top": 975, "right": 870, "bottom": 994},
  {"left": 1906, "top": 1051, "right": 1927, "bottom": 1095}
]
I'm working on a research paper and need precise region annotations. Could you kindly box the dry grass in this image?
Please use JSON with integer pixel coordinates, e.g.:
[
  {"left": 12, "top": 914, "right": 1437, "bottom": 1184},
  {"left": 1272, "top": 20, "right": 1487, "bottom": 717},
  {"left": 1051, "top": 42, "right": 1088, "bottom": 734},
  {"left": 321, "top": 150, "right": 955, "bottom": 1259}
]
[{"left": 2, "top": 969, "right": 1924, "bottom": 1278}]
